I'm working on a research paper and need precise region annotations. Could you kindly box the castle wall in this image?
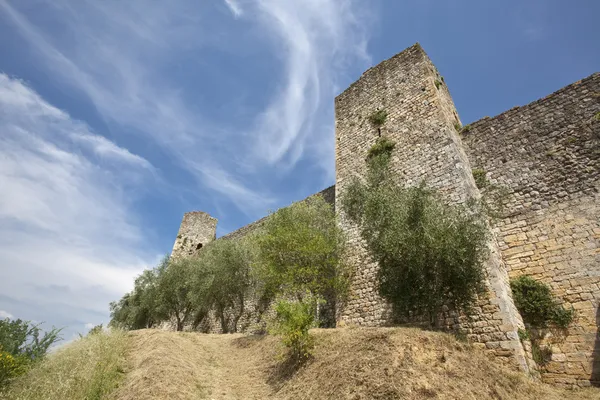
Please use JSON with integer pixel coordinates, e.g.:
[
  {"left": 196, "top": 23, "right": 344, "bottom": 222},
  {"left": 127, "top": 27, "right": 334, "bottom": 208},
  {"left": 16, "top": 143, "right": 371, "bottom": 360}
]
[
  {"left": 334, "top": 43, "right": 530, "bottom": 371},
  {"left": 462, "top": 73, "right": 600, "bottom": 386}
]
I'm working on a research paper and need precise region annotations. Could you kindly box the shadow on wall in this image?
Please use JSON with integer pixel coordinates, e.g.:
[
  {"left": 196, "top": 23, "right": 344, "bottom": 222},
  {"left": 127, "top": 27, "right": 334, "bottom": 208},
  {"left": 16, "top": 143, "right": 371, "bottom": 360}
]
[{"left": 593, "top": 305, "right": 600, "bottom": 386}]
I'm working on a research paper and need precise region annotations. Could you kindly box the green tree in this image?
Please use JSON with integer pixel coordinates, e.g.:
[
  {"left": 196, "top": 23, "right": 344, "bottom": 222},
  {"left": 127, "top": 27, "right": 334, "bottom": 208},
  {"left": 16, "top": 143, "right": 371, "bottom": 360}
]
[
  {"left": 189, "top": 238, "right": 254, "bottom": 333},
  {"left": 253, "top": 195, "right": 349, "bottom": 307},
  {"left": 156, "top": 256, "right": 195, "bottom": 331},
  {"left": 109, "top": 259, "right": 165, "bottom": 330},
  {"left": 341, "top": 137, "right": 489, "bottom": 327}
]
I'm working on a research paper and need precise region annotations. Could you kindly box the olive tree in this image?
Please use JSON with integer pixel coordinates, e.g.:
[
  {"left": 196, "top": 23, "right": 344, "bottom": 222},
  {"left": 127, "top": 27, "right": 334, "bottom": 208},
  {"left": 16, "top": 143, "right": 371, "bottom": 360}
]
[{"left": 341, "top": 137, "right": 489, "bottom": 327}]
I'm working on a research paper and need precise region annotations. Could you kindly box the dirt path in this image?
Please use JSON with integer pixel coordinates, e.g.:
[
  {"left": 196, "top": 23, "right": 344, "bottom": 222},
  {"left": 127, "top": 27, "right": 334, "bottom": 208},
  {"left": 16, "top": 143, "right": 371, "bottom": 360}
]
[{"left": 112, "top": 330, "right": 274, "bottom": 400}]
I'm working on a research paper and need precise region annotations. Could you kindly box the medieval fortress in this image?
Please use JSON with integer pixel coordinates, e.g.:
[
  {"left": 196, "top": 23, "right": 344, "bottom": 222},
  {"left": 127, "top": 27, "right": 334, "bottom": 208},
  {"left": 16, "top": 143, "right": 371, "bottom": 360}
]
[{"left": 172, "top": 44, "right": 600, "bottom": 386}]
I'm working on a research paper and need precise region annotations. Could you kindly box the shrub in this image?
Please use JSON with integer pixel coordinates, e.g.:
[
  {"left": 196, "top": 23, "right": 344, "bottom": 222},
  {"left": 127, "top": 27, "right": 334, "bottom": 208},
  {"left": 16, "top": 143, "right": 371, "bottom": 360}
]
[
  {"left": 0, "top": 319, "right": 61, "bottom": 389},
  {"left": 510, "top": 275, "right": 574, "bottom": 329},
  {"left": 434, "top": 79, "right": 442, "bottom": 89},
  {"left": 368, "top": 109, "right": 388, "bottom": 126},
  {"left": 1, "top": 330, "right": 128, "bottom": 400},
  {"left": 270, "top": 297, "right": 319, "bottom": 361},
  {"left": 472, "top": 168, "right": 488, "bottom": 189},
  {"left": 341, "top": 141, "right": 489, "bottom": 327},
  {"left": 253, "top": 194, "right": 349, "bottom": 307},
  {"left": 531, "top": 342, "right": 553, "bottom": 367},
  {"left": 0, "top": 349, "right": 27, "bottom": 389},
  {"left": 454, "top": 122, "right": 462, "bottom": 132},
  {"left": 366, "top": 137, "right": 396, "bottom": 161}
]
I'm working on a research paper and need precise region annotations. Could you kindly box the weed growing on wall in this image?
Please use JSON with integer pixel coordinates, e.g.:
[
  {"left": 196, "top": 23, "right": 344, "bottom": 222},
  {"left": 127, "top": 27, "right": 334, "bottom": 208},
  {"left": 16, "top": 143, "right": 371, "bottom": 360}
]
[
  {"left": 368, "top": 109, "right": 388, "bottom": 126},
  {"left": 341, "top": 138, "right": 489, "bottom": 327},
  {"left": 471, "top": 168, "right": 488, "bottom": 189},
  {"left": 510, "top": 276, "right": 574, "bottom": 329},
  {"left": 510, "top": 276, "right": 574, "bottom": 368}
]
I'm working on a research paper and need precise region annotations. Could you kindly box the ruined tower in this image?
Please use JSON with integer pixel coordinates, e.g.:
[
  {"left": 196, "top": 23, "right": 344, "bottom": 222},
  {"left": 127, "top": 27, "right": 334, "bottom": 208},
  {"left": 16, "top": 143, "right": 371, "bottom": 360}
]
[
  {"left": 334, "top": 43, "right": 531, "bottom": 371},
  {"left": 171, "top": 211, "right": 217, "bottom": 259}
]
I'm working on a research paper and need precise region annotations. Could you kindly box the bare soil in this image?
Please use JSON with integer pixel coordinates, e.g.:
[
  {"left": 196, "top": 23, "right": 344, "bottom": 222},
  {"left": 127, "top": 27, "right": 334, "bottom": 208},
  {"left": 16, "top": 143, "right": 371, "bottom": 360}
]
[{"left": 112, "top": 327, "right": 599, "bottom": 400}]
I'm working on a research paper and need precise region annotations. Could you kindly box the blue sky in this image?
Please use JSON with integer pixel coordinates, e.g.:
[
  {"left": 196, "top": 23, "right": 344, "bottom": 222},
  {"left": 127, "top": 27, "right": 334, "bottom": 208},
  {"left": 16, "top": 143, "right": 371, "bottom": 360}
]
[{"left": 0, "top": 0, "right": 598, "bottom": 340}]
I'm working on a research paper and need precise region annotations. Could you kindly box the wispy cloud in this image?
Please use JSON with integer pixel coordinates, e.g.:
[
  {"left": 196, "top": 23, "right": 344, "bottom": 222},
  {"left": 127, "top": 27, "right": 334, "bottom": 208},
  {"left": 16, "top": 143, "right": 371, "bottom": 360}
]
[
  {"left": 250, "top": 0, "right": 370, "bottom": 173},
  {"left": 0, "top": 310, "right": 14, "bottom": 319},
  {"left": 0, "top": 74, "right": 155, "bottom": 337},
  {"left": 0, "top": 0, "right": 370, "bottom": 215},
  {"left": 224, "top": 0, "right": 243, "bottom": 18}
]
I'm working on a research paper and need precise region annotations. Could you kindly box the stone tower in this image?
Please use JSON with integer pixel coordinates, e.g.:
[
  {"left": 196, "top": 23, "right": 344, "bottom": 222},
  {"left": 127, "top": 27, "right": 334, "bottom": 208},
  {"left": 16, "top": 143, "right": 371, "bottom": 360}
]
[
  {"left": 334, "top": 43, "right": 532, "bottom": 371},
  {"left": 171, "top": 211, "right": 217, "bottom": 259}
]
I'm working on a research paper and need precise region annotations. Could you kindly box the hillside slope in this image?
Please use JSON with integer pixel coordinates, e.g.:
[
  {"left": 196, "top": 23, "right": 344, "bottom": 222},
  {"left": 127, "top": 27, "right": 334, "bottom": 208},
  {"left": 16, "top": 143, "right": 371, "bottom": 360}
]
[
  {"left": 4, "top": 327, "right": 598, "bottom": 399},
  {"left": 115, "top": 328, "right": 597, "bottom": 400}
]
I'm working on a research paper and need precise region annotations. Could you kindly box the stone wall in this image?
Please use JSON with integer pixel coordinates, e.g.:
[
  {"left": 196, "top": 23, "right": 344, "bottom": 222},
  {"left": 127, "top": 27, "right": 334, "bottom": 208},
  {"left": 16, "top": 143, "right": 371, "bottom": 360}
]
[
  {"left": 334, "top": 43, "right": 530, "bottom": 372},
  {"left": 462, "top": 73, "right": 600, "bottom": 386}
]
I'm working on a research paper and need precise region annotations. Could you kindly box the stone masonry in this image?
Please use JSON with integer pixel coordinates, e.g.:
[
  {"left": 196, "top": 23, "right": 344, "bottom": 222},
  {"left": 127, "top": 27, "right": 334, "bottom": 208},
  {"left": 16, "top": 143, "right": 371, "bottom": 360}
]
[
  {"left": 334, "top": 43, "right": 530, "bottom": 373},
  {"left": 172, "top": 44, "right": 599, "bottom": 386},
  {"left": 462, "top": 73, "right": 600, "bottom": 386}
]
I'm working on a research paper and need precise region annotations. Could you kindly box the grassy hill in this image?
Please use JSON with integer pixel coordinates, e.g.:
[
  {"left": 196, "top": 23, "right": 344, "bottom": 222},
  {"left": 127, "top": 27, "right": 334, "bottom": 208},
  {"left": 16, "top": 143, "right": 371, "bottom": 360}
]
[{"left": 2, "top": 327, "right": 598, "bottom": 400}]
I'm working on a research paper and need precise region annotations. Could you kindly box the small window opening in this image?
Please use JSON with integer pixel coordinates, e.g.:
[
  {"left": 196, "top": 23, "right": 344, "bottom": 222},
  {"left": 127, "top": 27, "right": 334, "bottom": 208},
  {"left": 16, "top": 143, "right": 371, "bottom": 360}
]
[{"left": 196, "top": 243, "right": 203, "bottom": 250}]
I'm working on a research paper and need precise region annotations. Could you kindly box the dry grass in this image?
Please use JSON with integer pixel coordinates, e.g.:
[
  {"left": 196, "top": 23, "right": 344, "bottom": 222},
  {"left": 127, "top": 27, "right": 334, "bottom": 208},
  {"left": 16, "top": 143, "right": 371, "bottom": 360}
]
[
  {"left": 270, "top": 327, "right": 599, "bottom": 400},
  {"left": 0, "top": 329, "right": 129, "bottom": 400},
  {"left": 111, "top": 329, "right": 272, "bottom": 400},
  {"left": 4, "top": 327, "right": 597, "bottom": 399}
]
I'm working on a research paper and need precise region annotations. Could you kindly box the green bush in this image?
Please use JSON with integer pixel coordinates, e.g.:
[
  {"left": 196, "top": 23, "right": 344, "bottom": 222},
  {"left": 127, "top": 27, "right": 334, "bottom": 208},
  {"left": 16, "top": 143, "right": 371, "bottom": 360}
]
[
  {"left": 270, "top": 297, "right": 318, "bottom": 361},
  {"left": 510, "top": 275, "right": 574, "bottom": 329},
  {"left": 341, "top": 139, "right": 489, "bottom": 327},
  {"left": 1, "top": 330, "right": 128, "bottom": 400},
  {"left": 434, "top": 79, "right": 442, "bottom": 89},
  {"left": 472, "top": 168, "right": 488, "bottom": 189},
  {"left": 368, "top": 109, "right": 388, "bottom": 126},
  {"left": 0, "top": 319, "right": 61, "bottom": 389},
  {"left": 0, "top": 348, "right": 27, "bottom": 389},
  {"left": 366, "top": 137, "right": 396, "bottom": 161},
  {"left": 253, "top": 194, "right": 349, "bottom": 306}
]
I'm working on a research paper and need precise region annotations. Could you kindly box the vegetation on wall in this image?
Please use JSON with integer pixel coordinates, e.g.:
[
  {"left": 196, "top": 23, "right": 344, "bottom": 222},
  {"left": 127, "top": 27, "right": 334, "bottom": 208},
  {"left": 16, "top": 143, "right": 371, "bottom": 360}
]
[
  {"left": 510, "top": 276, "right": 575, "bottom": 366},
  {"left": 471, "top": 168, "right": 488, "bottom": 189},
  {"left": 0, "top": 319, "right": 62, "bottom": 390},
  {"left": 341, "top": 137, "right": 489, "bottom": 327},
  {"left": 368, "top": 109, "right": 388, "bottom": 126}
]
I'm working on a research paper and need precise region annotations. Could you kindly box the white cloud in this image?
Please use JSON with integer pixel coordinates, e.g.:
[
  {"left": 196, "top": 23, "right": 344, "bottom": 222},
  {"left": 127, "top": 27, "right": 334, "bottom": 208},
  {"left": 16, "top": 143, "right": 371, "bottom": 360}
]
[
  {"left": 0, "top": 74, "right": 155, "bottom": 337},
  {"left": 224, "top": 0, "right": 243, "bottom": 17},
  {"left": 250, "top": 0, "right": 370, "bottom": 172},
  {"left": 0, "top": 310, "right": 14, "bottom": 319}
]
